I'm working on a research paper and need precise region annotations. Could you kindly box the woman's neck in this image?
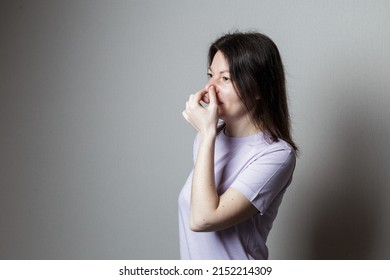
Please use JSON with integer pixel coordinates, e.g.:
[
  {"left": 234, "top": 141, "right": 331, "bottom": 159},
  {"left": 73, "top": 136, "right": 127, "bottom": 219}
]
[{"left": 223, "top": 120, "right": 261, "bottom": 138}]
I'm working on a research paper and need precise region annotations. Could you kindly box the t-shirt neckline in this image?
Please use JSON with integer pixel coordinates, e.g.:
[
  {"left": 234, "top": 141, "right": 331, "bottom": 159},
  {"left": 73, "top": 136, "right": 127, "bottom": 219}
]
[{"left": 219, "top": 128, "right": 266, "bottom": 144}]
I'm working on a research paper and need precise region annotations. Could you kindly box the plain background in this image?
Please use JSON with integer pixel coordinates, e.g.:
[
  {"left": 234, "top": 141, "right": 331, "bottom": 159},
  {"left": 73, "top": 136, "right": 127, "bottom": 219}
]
[{"left": 1, "top": 0, "right": 389, "bottom": 259}]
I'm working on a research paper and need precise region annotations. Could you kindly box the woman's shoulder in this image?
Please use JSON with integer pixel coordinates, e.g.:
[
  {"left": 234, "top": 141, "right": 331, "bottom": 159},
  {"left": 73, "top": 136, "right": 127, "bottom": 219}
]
[
  {"left": 249, "top": 133, "right": 296, "bottom": 163},
  {"left": 257, "top": 138, "right": 296, "bottom": 170}
]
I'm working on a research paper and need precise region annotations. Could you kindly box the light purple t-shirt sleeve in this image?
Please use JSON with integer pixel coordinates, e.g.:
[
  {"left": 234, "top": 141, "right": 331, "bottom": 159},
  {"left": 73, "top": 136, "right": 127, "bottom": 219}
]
[{"left": 231, "top": 147, "right": 296, "bottom": 215}]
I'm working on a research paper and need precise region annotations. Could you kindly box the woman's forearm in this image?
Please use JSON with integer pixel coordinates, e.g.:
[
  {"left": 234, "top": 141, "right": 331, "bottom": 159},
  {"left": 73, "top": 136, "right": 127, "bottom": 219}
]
[{"left": 190, "top": 132, "right": 218, "bottom": 231}]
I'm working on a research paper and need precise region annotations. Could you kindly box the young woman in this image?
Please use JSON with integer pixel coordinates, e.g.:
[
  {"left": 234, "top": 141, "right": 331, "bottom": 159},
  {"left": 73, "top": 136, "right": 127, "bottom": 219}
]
[{"left": 179, "top": 32, "right": 298, "bottom": 260}]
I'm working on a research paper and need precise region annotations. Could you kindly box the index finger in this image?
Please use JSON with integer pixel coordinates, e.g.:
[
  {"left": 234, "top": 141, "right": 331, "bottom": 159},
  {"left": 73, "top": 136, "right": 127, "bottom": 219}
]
[
  {"left": 191, "top": 88, "right": 208, "bottom": 105},
  {"left": 207, "top": 86, "right": 218, "bottom": 105}
]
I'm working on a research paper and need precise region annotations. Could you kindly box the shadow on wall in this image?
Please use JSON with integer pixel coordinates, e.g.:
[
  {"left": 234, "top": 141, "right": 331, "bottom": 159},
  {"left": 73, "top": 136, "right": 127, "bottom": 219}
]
[{"left": 307, "top": 84, "right": 389, "bottom": 259}]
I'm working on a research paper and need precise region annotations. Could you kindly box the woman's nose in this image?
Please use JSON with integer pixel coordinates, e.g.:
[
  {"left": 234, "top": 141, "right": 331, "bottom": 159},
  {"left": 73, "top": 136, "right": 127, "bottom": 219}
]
[{"left": 204, "top": 78, "right": 216, "bottom": 92}]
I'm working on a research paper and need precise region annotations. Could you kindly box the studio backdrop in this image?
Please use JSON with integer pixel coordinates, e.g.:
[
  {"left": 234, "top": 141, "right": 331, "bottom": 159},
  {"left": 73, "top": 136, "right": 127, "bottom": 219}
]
[{"left": 1, "top": 0, "right": 389, "bottom": 259}]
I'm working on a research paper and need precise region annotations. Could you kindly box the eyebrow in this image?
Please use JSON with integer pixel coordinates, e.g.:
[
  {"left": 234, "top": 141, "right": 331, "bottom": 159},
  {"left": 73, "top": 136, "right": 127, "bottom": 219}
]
[{"left": 208, "top": 67, "right": 230, "bottom": 74}]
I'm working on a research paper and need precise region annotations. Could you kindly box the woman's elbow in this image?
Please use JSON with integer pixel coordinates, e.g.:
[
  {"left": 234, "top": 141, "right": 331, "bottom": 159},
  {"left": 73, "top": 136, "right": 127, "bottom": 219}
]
[{"left": 189, "top": 217, "right": 213, "bottom": 232}]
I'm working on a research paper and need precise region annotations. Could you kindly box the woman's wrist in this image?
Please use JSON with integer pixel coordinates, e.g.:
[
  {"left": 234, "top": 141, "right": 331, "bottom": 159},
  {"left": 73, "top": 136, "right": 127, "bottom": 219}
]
[{"left": 199, "top": 128, "right": 217, "bottom": 141}]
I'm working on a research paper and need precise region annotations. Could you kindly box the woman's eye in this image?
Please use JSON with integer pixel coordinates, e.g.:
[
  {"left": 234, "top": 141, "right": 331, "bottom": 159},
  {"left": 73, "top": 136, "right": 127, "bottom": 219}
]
[
  {"left": 222, "top": 76, "right": 230, "bottom": 81},
  {"left": 207, "top": 73, "right": 213, "bottom": 79}
]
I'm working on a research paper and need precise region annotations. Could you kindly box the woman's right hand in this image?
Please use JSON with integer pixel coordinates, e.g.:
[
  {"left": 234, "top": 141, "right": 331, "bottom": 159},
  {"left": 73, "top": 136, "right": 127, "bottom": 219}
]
[{"left": 182, "top": 86, "right": 219, "bottom": 136}]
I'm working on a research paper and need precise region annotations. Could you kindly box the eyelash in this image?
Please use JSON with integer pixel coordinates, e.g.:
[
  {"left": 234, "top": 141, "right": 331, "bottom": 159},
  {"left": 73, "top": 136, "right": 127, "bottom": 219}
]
[{"left": 207, "top": 73, "right": 231, "bottom": 81}]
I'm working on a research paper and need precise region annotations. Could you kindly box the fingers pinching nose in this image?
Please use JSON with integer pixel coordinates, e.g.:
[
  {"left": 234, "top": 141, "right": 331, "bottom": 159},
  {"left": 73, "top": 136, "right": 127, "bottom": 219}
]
[
  {"left": 208, "top": 85, "right": 215, "bottom": 92},
  {"left": 207, "top": 86, "right": 217, "bottom": 104}
]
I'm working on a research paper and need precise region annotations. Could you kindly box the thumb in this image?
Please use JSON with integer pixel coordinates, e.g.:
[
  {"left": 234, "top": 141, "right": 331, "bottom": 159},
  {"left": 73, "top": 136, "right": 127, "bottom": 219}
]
[{"left": 207, "top": 86, "right": 218, "bottom": 105}]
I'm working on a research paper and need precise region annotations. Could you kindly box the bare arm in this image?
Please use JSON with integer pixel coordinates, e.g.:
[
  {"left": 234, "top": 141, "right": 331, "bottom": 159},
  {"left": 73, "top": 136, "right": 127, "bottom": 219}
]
[{"left": 182, "top": 87, "right": 258, "bottom": 232}]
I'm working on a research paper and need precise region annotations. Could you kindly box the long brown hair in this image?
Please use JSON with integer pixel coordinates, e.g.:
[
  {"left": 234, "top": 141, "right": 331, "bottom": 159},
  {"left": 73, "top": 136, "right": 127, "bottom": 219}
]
[{"left": 208, "top": 32, "right": 298, "bottom": 152}]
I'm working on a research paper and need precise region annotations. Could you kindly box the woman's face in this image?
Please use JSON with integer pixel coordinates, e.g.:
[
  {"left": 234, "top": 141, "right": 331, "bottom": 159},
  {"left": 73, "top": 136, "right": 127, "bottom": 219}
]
[{"left": 205, "top": 51, "right": 247, "bottom": 123}]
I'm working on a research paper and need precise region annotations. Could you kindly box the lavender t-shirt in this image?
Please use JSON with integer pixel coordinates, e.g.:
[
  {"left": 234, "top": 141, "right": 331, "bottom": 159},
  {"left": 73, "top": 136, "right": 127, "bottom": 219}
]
[{"left": 178, "top": 130, "right": 296, "bottom": 260}]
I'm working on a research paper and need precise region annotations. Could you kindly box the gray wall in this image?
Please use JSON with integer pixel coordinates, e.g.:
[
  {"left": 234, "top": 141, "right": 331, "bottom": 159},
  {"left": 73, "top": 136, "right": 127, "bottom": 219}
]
[{"left": 1, "top": 0, "right": 389, "bottom": 259}]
